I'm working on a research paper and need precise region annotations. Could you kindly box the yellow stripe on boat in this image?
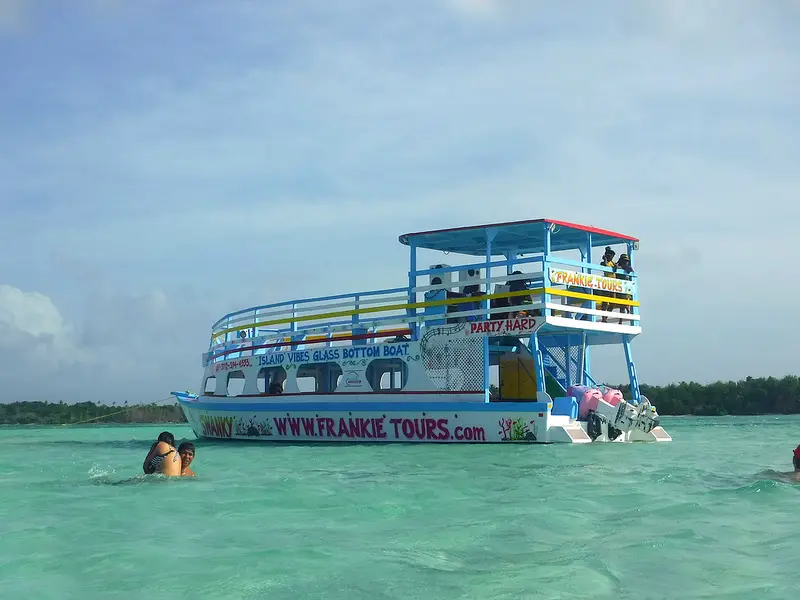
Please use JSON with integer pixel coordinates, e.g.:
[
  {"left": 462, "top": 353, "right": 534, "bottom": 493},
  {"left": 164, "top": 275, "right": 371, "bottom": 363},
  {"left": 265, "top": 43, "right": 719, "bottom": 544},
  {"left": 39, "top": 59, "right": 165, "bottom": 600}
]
[{"left": 546, "top": 287, "right": 639, "bottom": 307}]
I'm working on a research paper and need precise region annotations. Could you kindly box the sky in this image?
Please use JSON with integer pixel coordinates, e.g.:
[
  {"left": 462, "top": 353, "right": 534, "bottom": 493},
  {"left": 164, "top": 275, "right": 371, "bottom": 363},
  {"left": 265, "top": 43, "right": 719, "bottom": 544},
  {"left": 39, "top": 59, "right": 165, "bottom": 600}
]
[{"left": 1, "top": 0, "right": 798, "bottom": 404}]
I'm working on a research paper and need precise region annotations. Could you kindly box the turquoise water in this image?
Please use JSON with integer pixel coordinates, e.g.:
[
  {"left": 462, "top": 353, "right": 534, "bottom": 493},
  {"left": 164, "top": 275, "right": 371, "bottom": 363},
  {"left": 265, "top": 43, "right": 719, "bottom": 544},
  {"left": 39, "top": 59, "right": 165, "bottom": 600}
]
[{"left": 1, "top": 416, "right": 799, "bottom": 599}]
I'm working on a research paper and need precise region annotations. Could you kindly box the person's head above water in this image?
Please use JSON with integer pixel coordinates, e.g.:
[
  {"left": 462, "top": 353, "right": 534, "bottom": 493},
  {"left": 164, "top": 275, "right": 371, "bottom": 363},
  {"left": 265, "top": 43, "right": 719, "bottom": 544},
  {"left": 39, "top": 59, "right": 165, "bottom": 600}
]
[
  {"left": 178, "top": 442, "right": 196, "bottom": 476},
  {"left": 157, "top": 431, "right": 175, "bottom": 446},
  {"left": 793, "top": 445, "right": 800, "bottom": 471},
  {"left": 178, "top": 442, "right": 195, "bottom": 465}
]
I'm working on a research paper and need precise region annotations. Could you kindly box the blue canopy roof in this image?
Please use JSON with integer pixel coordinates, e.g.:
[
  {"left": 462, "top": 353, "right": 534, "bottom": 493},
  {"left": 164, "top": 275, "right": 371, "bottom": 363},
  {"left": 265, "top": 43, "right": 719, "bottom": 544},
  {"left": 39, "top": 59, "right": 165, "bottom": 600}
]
[{"left": 398, "top": 218, "right": 638, "bottom": 256}]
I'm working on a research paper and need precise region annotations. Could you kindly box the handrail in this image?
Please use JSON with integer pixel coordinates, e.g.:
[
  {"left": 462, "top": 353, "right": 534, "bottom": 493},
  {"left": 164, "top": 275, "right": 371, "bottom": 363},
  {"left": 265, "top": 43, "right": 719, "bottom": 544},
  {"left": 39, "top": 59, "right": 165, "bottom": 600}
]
[
  {"left": 412, "top": 271, "right": 543, "bottom": 294},
  {"left": 210, "top": 301, "right": 554, "bottom": 353},
  {"left": 549, "top": 257, "right": 638, "bottom": 278},
  {"left": 211, "top": 304, "right": 642, "bottom": 356},
  {"left": 212, "top": 286, "right": 640, "bottom": 340},
  {"left": 210, "top": 255, "right": 635, "bottom": 332},
  {"left": 213, "top": 287, "right": 546, "bottom": 338},
  {"left": 222, "top": 294, "right": 410, "bottom": 329},
  {"left": 211, "top": 286, "right": 408, "bottom": 330},
  {"left": 207, "top": 299, "right": 643, "bottom": 365},
  {"left": 411, "top": 255, "right": 543, "bottom": 276}
]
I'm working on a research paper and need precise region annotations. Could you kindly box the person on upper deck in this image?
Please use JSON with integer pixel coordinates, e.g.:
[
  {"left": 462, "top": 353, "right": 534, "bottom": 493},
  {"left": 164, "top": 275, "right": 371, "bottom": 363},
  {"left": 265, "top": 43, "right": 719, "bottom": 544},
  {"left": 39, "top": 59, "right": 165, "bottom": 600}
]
[
  {"left": 507, "top": 271, "right": 540, "bottom": 317},
  {"left": 613, "top": 253, "right": 634, "bottom": 324},
  {"left": 598, "top": 247, "right": 616, "bottom": 322}
]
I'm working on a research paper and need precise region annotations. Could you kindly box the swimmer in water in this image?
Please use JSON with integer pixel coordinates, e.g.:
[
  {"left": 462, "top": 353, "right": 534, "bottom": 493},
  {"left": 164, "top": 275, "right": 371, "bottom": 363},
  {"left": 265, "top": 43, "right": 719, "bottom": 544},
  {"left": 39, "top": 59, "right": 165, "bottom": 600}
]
[
  {"left": 142, "top": 431, "right": 182, "bottom": 477},
  {"left": 178, "top": 442, "right": 196, "bottom": 477},
  {"left": 791, "top": 445, "right": 800, "bottom": 481},
  {"left": 772, "top": 445, "right": 800, "bottom": 482}
]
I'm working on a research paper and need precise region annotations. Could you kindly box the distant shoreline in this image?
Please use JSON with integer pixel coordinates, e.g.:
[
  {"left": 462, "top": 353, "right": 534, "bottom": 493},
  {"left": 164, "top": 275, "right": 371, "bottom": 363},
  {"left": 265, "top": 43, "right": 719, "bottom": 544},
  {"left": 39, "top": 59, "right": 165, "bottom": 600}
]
[
  {"left": 1, "top": 373, "right": 798, "bottom": 425},
  {"left": 0, "top": 401, "right": 187, "bottom": 426}
]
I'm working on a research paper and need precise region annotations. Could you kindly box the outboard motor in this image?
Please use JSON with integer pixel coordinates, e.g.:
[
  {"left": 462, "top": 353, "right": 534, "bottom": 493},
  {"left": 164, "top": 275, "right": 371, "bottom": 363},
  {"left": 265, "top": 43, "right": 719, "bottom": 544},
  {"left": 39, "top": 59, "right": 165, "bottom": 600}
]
[{"left": 587, "top": 396, "right": 661, "bottom": 440}]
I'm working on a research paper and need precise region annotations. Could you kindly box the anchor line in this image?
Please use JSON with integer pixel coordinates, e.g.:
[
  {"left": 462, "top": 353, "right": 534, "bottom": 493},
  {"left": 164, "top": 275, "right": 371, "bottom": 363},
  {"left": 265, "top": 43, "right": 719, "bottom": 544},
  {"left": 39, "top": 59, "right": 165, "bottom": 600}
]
[{"left": 60, "top": 395, "right": 177, "bottom": 426}]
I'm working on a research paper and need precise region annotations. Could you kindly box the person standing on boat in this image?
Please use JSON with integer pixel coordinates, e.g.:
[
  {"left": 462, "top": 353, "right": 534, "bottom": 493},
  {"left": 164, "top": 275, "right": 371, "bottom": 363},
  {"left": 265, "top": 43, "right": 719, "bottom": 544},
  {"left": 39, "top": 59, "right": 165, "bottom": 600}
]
[
  {"left": 142, "top": 431, "right": 182, "bottom": 476},
  {"left": 507, "top": 271, "right": 534, "bottom": 317},
  {"left": 597, "top": 247, "right": 616, "bottom": 321},
  {"left": 613, "top": 253, "right": 633, "bottom": 324}
]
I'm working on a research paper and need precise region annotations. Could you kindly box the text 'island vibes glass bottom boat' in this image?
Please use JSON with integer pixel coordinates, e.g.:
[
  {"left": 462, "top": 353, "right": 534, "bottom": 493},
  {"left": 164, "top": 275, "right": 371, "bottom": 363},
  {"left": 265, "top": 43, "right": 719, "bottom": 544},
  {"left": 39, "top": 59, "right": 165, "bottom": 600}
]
[{"left": 171, "top": 218, "right": 672, "bottom": 444}]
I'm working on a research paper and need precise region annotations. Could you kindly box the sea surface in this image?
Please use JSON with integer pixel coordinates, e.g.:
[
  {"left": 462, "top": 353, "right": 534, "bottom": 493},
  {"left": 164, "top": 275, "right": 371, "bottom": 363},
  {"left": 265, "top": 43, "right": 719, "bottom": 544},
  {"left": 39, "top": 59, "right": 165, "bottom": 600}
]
[{"left": 1, "top": 416, "right": 798, "bottom": 600}]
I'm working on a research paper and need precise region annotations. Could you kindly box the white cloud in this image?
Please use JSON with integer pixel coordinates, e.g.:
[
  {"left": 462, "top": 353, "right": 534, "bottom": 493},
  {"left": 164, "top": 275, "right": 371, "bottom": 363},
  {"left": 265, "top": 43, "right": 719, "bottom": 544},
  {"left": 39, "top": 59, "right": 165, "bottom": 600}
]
[
  {"left": 0, "top": 285, "right": 71, "bottom": 339},
  {"left": 0, "top": 284, "right": 207, "bottom": 403},
  {"left": 0, "top": 285, "right": 92, "bottom": 368},
  {"left": 0, "top": 285, "right": 92, "bottom": 400}
]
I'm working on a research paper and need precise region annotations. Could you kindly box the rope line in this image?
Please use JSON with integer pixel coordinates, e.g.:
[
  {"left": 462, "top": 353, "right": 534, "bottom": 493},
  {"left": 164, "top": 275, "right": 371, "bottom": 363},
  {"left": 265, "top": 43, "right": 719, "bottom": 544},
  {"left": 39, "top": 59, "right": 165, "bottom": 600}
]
[{"left": 60, "top": 395, "right": 177, "bottom": 426}]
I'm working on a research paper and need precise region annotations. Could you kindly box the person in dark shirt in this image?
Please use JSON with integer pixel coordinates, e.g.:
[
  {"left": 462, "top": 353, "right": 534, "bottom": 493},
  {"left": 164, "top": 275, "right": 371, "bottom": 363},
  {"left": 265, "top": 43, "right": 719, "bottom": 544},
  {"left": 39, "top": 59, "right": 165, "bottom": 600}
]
[
  {"left": 614, "top": 253, "right": 633, "bottom": 324},
  {"left": 598, "top": 247, "right": 616, "bottom": 322},
  {"left": 507, "top": 271, "right": 539, "bottom": 316}
]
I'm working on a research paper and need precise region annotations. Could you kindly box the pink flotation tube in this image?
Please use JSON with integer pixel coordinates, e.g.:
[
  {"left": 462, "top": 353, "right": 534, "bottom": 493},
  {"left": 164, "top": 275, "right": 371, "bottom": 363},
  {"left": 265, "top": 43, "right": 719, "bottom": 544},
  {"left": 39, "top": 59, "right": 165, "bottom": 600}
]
[
  {"left": 568, "top": 385, "right": 603, "bottom": 420},
  {"left": 603, "top": 388, "right": 624, "bottom": 407}
]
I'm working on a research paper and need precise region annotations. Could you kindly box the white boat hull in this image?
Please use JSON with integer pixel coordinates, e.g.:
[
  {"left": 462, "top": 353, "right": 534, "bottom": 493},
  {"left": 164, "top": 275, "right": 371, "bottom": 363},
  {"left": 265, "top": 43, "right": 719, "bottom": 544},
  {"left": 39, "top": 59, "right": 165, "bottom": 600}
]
[{"left": 177, "top": 396, "right": 670, "bottom": 444}]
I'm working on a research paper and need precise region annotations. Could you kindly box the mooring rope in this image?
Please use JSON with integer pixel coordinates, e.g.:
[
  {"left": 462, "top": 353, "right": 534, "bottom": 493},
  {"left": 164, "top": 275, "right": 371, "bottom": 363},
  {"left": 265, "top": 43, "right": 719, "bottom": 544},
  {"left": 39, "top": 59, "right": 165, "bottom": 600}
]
[{"left": 60, "top": 395, "right": 177, "bottom": 426}]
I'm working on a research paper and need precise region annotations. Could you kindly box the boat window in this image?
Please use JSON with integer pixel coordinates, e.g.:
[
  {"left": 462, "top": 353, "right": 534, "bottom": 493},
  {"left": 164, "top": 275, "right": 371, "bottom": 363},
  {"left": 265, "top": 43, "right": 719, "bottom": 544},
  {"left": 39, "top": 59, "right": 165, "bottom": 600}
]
[
  {"left": 296, "top": 362, "right": 344, "bottom": 394},
  {"left": 366, "top": 358, "right": 408, "bottom": 392},
  {"left": 203, "top": 376, "right": 216, "bottom": 394},
  {"left": 257, "top": 367, "right": 287, "bottom": 395},
  {"left": 226, "top": 370, "right": 245, "bottom": 397}
]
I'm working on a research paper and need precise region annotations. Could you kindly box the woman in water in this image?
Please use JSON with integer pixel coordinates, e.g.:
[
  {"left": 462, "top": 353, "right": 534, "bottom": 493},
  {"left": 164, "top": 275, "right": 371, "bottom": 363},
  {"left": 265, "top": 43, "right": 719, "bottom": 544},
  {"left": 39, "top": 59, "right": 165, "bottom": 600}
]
[{"left": 142, "top": 431, "right": 182, "bottom": 476}]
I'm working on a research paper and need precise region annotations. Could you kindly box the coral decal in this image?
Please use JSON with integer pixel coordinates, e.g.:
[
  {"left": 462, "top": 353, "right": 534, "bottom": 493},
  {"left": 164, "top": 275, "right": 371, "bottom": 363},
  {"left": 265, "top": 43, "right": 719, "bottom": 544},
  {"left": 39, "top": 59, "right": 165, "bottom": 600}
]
[
  {"left": 498, "top": 417, "right": 536, "bottom": 441},
  {"left": 235, "top": 415, "right": 274, "bottom": 437}
]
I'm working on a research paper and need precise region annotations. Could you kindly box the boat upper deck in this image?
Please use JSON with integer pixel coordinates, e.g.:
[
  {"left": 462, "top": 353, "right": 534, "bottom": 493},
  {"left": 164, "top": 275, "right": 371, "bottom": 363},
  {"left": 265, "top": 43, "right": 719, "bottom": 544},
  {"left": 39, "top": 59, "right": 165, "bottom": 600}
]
[{"left": 205, "top": 218, "right": 641, "bottom": 370}]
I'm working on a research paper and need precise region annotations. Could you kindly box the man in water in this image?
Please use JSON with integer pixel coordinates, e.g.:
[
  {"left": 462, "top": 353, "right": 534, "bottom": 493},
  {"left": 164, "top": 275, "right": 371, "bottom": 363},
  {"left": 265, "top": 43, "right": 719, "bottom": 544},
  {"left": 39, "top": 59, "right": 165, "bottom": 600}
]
[{"left": 179, "top": 442, "right": 196, "bottom": 477}]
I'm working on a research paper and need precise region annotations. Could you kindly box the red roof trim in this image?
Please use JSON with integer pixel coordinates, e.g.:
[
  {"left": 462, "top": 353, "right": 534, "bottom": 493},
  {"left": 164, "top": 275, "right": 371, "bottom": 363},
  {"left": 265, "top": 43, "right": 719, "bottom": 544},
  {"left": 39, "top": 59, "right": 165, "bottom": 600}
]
[
  {"left": 547, "top": 219, "right": 639, "bottom": 242},
  {"left": 399, "top": 218, "right": 638, "bottom": 244}
]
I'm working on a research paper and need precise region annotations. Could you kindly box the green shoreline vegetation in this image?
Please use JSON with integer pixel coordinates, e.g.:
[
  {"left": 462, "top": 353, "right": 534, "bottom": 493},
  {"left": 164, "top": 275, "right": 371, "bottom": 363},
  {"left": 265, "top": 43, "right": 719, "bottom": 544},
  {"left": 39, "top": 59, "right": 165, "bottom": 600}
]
[
  {"left": 1, "top": 375, "right": 798, "bottom": 425},
  {"left": 0, "top": 401, "right": 186, "bottom": 425}
]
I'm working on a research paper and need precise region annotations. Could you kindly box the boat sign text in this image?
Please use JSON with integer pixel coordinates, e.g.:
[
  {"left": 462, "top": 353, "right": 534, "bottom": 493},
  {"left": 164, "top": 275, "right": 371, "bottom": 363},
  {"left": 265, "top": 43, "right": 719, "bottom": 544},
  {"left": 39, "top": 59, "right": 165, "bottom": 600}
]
[{"left": 465, "top": 317, "right": 543, "bottom": 336}]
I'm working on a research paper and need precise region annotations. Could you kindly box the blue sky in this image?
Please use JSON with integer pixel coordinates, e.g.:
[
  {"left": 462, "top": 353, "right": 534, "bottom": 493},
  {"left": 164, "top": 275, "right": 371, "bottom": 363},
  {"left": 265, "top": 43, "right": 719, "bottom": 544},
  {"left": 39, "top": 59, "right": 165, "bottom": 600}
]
[{"left": 1, "top": 0, "right": 798, "bottom": 404}]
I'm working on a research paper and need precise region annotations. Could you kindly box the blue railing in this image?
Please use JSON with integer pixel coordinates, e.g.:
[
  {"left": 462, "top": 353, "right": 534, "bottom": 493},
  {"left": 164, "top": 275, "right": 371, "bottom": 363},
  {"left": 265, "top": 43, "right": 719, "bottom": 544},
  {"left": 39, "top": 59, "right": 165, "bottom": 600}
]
[{"left": 211, "top": 285, "right": 409, "bottom": 331}]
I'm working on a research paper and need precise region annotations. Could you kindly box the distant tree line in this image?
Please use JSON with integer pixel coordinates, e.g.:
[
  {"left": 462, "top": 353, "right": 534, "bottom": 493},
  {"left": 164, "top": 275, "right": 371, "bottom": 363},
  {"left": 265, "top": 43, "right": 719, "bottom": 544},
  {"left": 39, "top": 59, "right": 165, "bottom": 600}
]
[
  {"left": 496, "top": 375, "right": 800, "bottom": 417},
  {"left": 626, "top": 375, "right": 800, "bottom": 416},
  {"left": 0, "top": 401, "right": 186, "bottom": 425},
  {"left": 1, "top": 375, "right": 799, "bottom": 424}
]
